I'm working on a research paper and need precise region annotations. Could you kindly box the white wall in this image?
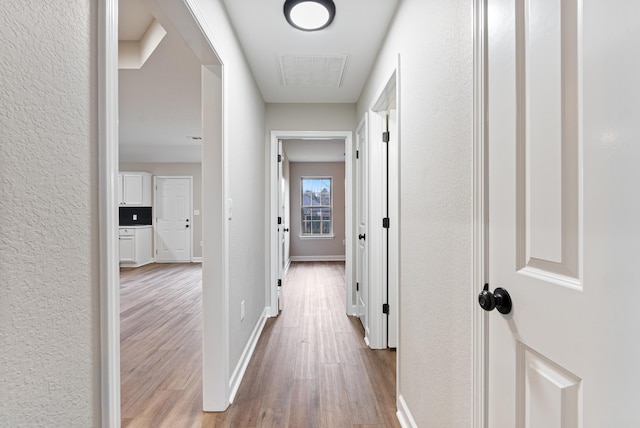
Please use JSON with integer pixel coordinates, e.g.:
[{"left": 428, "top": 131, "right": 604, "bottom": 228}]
[
  {"left": 265, "top": 103, "right": 357, "bottom": 132},
  {"left": 289, "top": 162, "right": 346, "bottom": 259},
  {"left": 0, "top": 1, "right": 100, "bottom": 426},
  {"left": 357, "top": 0, "right": 473, "bottom": 425},
  {"left": 120, "top": 162, "right": 203, "bottom": 258},
  {"left": 189, "top": 0, "right": 267, "bottom": 383}
]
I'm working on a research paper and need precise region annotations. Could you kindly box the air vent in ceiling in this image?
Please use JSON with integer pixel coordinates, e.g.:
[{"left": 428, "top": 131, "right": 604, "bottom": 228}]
[{"left": 278, "top": 54, "right": 348, "bottom": 88}]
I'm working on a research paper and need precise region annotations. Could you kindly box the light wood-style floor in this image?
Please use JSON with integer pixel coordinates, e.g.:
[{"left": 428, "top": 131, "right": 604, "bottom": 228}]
[{"left": 120, "top": 261, "right": 399, "bottom": 427}]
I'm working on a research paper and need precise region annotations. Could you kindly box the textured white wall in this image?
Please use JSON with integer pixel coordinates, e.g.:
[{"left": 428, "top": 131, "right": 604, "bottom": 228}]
[
  {"left": 357, "top": 0, "right": 474, "bottom": 425},
  {"left": 0, "top": 1, "right": 99, "bottom": 426}
]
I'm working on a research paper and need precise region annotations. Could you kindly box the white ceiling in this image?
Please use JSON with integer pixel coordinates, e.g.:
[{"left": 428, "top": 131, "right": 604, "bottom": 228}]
[
  {"left": 222, "top": 0, "right": 399, "bottom": 103},
  {"left": 118, "top": 0, "right": 398, "bottom": 163}
]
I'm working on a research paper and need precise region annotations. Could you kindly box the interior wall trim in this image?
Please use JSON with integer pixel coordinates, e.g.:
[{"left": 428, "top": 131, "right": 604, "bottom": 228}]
[
  {"left": 472, "top": 0, "right": 488, "bottom": 426},
  {"left": 228, "top": 308, "right": 267, "bottom": 403},
  {"left": 98, "top": 0, "right": 121, "bottom": 426},
  {"left": 290, "top": 255, "right": 346, "bottom": 262},
  {"left": 396, "top": 394, "right": 418, "bottom": 428}
]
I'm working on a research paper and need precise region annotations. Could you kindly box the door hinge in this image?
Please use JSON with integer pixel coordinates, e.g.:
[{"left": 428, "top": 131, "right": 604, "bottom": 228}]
[
  {"left": 278, "top": 216, "right": 282, "bottom": 225},
  {"left": 278, "top": 154, "right": 282, "bottom": 162},
  {"left": 155, "top": 249, "right": 158, "bottom": 255},
  {"left": 382, "top": 217, "right": 390, "bottom": 228},
  {"left": 382, "top": 131, "right": 390, "bottom": 143},
  {"left": 383, "top": 303, "right": 390, "bottom": 314},
  {"left": 356, "top": 282, "right": 359, "bottom": 292},
  {"left": 356, "top": 150, "right": 359, "bottom": 159},
  {"left": 278, "top": 279, "right": 282, "bottom": 287}
]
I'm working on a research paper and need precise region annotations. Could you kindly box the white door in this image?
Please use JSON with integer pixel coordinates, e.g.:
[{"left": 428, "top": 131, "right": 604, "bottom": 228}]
[
  {"left": 387, "top": 109, "right": 398, "bottom": 349},
  {"left": 277, "top": 140, "right": 286, "bottom": 310},
  {"left": 356, "top": 117, "right": 369, "bottom": 337},
  {"left": 486, "top": 1, "right": 640, "bottom": 426},
  {"left": 155, "top": 177, "right": 192, "bottom": 262}
]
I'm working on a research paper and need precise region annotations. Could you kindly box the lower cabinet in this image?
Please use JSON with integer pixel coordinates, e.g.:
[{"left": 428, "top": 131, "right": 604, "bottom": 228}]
[{"left": 119, "top": 226, "right": 153, "bottom": 267}]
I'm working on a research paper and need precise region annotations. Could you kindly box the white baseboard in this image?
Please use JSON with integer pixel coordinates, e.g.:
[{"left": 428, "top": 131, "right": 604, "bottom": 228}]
[
  {"left": 397, "top": 395, "right": 418, "bottom": 428},
  {"left": 290, "top": 255, "right": 346, "bottom": 262},
  {"left": 350, "top": 305, "right": 358, "bottom": 317},
  {"left": 191, "top": 257, "right": 203, "bottom": 263},
  {"left": 228, "top": 308, "right": 267, "bottom": 403}
]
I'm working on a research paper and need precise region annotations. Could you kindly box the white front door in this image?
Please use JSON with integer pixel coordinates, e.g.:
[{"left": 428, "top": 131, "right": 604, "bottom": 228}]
[
  {"left": 155, "top": 177, "right": 192, "bottom": 262},
  {"left": 356, "top": 117, "right": 369, "bottom": 337},
  {"left": 486, "top": 0, "right": 640, "bottom": 426}
]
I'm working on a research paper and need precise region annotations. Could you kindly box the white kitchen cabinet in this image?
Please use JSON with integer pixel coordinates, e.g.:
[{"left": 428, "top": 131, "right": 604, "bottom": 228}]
[
  {"left": 118, "top": 172, "right": 152, "bottom": 206},
  {"left": 119, "top": 226, "right": 153, "bottom": 267}
]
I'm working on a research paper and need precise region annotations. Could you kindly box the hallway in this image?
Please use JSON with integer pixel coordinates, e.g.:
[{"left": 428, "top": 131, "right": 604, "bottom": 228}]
[{"left": 120, "top": 262, "right": 399, "bottom": 427}]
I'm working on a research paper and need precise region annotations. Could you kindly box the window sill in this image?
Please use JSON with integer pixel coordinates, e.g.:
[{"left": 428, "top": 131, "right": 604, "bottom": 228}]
[{"left": 299, "top": 234, "right": 335, "bottom": 240}]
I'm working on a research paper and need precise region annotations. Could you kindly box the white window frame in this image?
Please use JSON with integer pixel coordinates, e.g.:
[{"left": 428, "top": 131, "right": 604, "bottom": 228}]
[{"left": 300, "top": 176, "right": 334, "bottom": 238}]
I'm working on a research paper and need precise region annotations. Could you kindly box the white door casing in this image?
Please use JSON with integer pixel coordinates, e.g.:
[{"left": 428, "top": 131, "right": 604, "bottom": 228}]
[
  {"left": 356, "top": 115, "right": 370, "bottom": 339},
  {"left": 155, "top": 176, "right": 193, "bottom": 262},
  {"left": 485, "top": 0, "right": 640, "bottom": 426},
  {"left": 268, "top": 131, "right": 354, "bottom": 318},
  {"left": 365, "top": 67, "right": 399, "bottom": 350}
]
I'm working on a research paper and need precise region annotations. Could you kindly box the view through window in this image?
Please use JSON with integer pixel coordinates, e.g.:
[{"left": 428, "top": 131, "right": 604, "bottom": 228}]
[{"left": 301, "top": 177, "right": 332, "bottom": 236}]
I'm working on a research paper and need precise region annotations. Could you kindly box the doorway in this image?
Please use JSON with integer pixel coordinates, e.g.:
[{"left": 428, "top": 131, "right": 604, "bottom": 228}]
[
  {"left": 269, "top": 131, "right": 354, "bottom": 318},
  {"left": 362, "top": 68, "right": 399, "bottom": 350},
  {"left": 100, "top": 0, "right": 227, "bottom": 424}
]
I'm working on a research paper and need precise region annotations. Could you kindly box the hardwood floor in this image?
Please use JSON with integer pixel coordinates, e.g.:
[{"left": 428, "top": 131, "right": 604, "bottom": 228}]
[{"left": 120, "top": 261, "right": 399, "bottom": 427}]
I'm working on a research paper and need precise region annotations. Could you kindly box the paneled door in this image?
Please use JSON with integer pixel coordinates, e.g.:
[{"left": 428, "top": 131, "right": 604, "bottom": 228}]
[
  {"left": 277, "top": 140, "right": 286, "bottom": 311},
  {"left": 486, "top": 0, "right": 640, "bottom": 426},
  {"left": 155, "top": 177, "right": 192, "bottom": 262},
  {"left": 356, "top": 116, "right": 369, "bottom": 338}
]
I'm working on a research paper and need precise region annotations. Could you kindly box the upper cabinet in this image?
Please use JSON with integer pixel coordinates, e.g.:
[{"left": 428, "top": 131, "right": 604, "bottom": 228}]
[{"left": 118, "top": 172, "right": 152, "bottom": 206}]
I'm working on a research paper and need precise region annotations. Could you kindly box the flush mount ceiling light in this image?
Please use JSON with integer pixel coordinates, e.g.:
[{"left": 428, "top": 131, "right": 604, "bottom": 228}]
[{"left": 284, "top": 0, "right": 336, "bottom": 32}]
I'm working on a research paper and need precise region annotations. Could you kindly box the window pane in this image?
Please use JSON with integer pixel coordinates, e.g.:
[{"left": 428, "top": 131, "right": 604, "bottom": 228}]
[
  {"left": 302, "top": 190, "right": 311, "bottom": 207},
  {"left": 301, "top": 177, "right": 332, "bottom": 235},
  {"left": 320, "top": 189, "right": 330, "bottom": 205}
]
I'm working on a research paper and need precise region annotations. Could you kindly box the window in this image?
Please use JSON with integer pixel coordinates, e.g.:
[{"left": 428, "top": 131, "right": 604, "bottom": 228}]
[{"left": 301, "top": 177, "right": 332, "bottom": 236}]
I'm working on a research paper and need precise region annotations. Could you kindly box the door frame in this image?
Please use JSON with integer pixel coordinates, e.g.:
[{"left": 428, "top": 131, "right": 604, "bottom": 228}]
[
  {"left": 366, "top": 64, "right": 399, "bottom": 350},
  {"left": 153, "top": 176, "right": 194, "bottom": 262},
  {"left": 472, "top": 0, "right": 488, "bottom": 427},
  {"left": 98, "top": 0, "right": 228, "bottom": 425},
  {"left": 268, "top": 130, "right": 354, "bottom": 317}
]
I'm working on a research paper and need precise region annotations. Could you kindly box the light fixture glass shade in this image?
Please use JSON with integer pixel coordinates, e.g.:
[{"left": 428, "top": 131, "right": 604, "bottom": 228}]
[{"left": 284, "top": 0, "right": 336, "bottom": 31}]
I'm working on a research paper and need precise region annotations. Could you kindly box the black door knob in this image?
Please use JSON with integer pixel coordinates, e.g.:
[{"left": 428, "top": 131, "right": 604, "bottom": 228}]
[
  {"left": 478, "top": 284, "right": 512, "bottom": 314},
  {"left": 358, "top": 234, "right": 366, "bottom": 240},
  {"left": 186, "top": 224, "right": 190, "bottom": 228},
  {"left": 284, "top": 228, "right": 289, "bottom": 232}
]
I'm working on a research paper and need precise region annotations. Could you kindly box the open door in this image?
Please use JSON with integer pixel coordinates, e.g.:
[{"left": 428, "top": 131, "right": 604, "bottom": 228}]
[
  {"left": 356, "top": 116, "right": 369, "bottom": 337},
  {"left": 485, "top": 0, "right": 640, "bottom": 426},
  {"left": 277, "top": 140, "right": 287, "bottom": 311}
]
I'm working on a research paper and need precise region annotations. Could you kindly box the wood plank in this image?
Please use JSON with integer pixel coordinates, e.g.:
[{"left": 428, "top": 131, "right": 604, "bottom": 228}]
[
  {"left": 120, "top": 261, "right": 399, "bottom": 426},
  {"left": 288, "top": 379, "right": 321, "bottom": 428},
  {"left": 318, "top": 363, "right": 352, "bottom": 427}
]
